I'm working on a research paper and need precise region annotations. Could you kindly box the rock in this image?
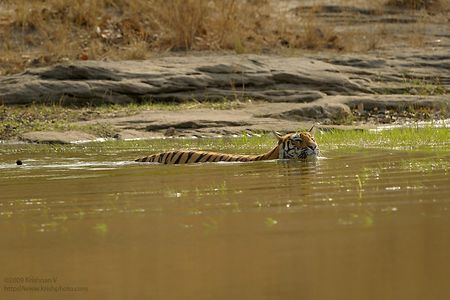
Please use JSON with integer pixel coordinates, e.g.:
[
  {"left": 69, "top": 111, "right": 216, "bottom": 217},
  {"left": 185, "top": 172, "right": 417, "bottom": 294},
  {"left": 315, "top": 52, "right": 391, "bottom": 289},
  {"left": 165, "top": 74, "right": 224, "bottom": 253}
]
[
  {"left": 1, "top": 52, "right": 448, "bottom": 107},
  {"left": 21, "top": 131, "right": 97, "bottom": 144},
  {"left": 344, "top": 95, "right": 449, "bottom": 111},
  {"left": 0, "top": 55, "right": 369, "bottom": 105},
  {"left": 164, "top": 127, "right": 177, "bottom": 137},
  {"left": 268, "top": 103, "right": 352, "bottom": 121},
  {"left": 145, "top": 120, "right": 250, "bottom": 131}
]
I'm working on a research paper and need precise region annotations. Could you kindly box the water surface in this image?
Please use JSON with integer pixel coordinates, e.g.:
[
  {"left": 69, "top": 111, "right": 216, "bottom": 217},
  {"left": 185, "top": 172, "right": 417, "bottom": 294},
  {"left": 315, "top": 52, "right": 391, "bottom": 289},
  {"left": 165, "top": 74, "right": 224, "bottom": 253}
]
[{"left": 1, "top": 142, "right": 449, "bottom": 300}]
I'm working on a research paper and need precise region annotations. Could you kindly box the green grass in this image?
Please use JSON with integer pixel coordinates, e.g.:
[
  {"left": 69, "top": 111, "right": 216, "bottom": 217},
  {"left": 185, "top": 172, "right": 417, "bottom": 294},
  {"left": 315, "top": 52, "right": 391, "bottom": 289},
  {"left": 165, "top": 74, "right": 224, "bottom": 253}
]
[{"left": 316, "top": 127, "right": 450, "bottom": 150}]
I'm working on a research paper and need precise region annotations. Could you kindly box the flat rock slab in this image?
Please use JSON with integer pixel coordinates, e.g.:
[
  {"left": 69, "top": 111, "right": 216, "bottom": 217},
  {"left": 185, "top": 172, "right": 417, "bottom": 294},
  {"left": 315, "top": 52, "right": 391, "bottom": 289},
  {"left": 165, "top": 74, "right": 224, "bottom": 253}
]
[
  {"left": 0, "top": 55, "right": 372, "bottom": 105},
  {"left": 21, "top": 131, "right": 97, "bottom": 144},
  {"left": 1, "top": 52, "right": 449, "bottom": 105}
]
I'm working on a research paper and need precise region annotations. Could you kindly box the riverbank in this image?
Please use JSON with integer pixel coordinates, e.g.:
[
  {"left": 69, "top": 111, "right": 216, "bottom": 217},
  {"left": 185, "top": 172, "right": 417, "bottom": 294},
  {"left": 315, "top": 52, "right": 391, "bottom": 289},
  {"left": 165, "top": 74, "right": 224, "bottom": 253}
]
[
  {"left": 1, "top": 97, "right": 449, "bottom": 144},
  {"left": 1, "top": 50, "right": 449, "bottom": 144},
  {"left": 1, "top": 1, "right": 449, "bottom": 144}
]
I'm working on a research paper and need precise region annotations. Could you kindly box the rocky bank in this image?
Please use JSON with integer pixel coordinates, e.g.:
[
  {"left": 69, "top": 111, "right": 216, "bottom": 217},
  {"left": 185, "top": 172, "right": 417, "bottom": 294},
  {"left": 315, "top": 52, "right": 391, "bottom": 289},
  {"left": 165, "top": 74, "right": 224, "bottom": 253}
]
[{"left": 1, "top": 51, "right": 449, "bottom": 143}]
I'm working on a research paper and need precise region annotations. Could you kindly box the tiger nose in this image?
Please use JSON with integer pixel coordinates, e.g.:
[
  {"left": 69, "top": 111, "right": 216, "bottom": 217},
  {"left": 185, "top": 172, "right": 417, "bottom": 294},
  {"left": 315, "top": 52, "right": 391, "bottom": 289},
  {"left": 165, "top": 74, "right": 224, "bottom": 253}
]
[{"left": 308, "top": 144, "right": 317, "bottom": 151}]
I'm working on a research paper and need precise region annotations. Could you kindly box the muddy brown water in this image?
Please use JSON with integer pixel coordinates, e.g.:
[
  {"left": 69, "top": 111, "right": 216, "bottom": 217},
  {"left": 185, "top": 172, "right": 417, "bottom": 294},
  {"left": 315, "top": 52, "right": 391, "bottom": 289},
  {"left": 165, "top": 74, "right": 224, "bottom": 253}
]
[{"left": 0, "top": 144, "right": 449, "bottom": 300}]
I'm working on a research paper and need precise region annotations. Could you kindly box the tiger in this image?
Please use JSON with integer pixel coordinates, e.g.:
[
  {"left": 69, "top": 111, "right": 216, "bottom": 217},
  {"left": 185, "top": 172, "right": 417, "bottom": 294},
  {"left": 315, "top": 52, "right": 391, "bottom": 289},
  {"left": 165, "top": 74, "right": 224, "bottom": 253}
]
[{"left": 135, "top": 126, "right": 319, "bottom": 164}]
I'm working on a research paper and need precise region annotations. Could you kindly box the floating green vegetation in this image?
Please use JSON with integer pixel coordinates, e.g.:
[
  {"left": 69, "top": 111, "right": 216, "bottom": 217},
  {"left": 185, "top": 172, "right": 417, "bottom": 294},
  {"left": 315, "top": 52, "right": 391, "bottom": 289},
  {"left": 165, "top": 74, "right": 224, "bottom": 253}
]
[
  {"left": 265, "top": 217, "right": 279, "bottom": 227},
  {"left": 93, "top": 223, "right": 108, "bottom": 236}
]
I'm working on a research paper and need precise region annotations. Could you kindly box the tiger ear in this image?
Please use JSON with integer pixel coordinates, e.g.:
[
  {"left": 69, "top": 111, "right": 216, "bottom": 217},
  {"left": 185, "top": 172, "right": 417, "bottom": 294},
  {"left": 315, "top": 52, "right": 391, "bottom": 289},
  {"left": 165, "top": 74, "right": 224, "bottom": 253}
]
[
  {"left": 272, "top": 131, "right": 283, "bottom": 141},
  {"left": 308, "top": 125, "right": 316, "bottom": 135}
]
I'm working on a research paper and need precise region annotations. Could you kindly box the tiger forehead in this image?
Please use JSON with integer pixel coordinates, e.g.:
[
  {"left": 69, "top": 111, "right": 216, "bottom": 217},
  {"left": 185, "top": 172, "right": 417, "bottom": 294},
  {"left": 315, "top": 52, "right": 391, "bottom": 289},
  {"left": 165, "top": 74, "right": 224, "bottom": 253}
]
[{"left": 286, "top": 132, "right": 313, "bottom": 141}]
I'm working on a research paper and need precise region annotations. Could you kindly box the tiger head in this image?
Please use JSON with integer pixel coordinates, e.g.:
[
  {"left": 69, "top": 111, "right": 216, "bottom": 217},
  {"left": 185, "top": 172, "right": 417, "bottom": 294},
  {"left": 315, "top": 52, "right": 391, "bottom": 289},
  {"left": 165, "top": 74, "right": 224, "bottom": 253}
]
[{"left": 274, "top": 126, "right": 319, "bottom": 159}]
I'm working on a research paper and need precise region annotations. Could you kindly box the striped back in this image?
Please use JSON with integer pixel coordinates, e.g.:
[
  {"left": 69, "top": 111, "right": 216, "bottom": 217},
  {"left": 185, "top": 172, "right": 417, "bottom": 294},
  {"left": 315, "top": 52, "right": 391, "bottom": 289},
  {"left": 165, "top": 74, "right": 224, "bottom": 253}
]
[{"left": 135, "top": 151, "right": 259, "bottom": 164}]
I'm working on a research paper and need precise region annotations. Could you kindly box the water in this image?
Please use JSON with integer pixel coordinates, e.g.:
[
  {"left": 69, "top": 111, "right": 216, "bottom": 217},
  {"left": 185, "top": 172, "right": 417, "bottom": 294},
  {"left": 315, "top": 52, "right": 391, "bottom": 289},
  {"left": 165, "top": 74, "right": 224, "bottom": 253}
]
[{"left": 0, "top": 143, "right": 449, "bottom": 300}]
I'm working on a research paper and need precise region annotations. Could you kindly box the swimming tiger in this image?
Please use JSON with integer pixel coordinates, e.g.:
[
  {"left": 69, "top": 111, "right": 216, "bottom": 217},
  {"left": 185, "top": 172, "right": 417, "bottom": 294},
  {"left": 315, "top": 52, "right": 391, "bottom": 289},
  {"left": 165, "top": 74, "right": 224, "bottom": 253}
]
[{"left": 135, "top": 127, "right": 319, "bottom": 164}]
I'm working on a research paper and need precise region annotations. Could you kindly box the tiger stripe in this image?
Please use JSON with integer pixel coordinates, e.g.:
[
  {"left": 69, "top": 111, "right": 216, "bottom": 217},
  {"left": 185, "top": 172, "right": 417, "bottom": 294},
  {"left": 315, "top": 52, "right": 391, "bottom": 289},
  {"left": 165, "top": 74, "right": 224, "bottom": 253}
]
[
  {"left": 161, "top": 152, "right": 169, "bottom": 164},
  {"left": 173, "top": 152, "right": 183, "bottom": 164}
]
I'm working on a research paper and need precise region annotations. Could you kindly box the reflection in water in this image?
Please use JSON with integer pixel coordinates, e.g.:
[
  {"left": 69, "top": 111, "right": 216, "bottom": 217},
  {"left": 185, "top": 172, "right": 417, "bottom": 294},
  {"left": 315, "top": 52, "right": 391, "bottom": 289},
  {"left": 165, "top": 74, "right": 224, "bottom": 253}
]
[{"left": 0, "top": 148, "right": 449, "bottom": 300}]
